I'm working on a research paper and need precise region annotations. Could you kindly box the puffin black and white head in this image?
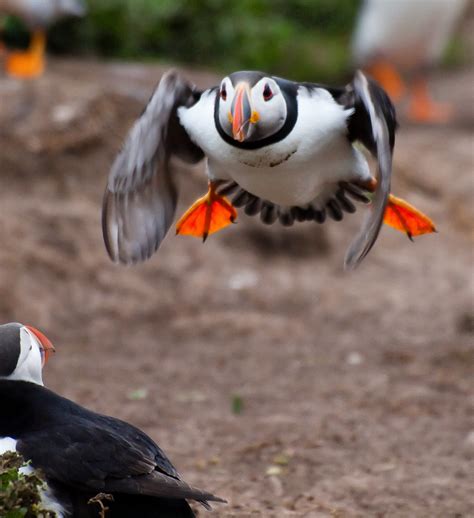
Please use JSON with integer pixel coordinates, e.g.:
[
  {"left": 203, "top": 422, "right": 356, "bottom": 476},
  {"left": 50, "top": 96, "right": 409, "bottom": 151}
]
[
  {"left": 0, "top": 322, "right": 225, "bottom": 518},
  {"left": 102, "top": 69, "right": 436, "bottom": 269},
  {"left": 217, "top": 71, "right": 292, "bottom": 143},
  {"left": 0, "top": 322, "right": 54, "bottom": 385}
]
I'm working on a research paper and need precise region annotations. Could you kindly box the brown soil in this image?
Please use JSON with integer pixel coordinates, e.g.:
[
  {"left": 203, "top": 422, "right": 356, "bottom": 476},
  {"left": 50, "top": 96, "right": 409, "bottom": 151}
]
[{"left": 0, "top": 60, "right": 473, "bottom": 518}]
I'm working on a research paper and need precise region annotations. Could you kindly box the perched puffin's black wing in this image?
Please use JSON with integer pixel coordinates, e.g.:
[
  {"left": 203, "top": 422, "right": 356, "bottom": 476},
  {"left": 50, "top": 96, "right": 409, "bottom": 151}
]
[
  {"left": 18, "top": 421, "right": 224, "bottom": 507},
  {"left": 335, "top": 70, "right": 396, "bottom": 269},
  {"left": 102, "top": 70, "right": 205, "bottom": 264}
]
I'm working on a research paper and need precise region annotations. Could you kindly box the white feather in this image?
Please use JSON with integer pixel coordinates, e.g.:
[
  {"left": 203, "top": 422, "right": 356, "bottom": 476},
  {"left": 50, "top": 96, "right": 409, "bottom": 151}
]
[
  {"left": 0, "top": 437, "right": 67, "bottom": 517},
  {"left": 353, "top": 0, "right": 468, "bottom": 67}
]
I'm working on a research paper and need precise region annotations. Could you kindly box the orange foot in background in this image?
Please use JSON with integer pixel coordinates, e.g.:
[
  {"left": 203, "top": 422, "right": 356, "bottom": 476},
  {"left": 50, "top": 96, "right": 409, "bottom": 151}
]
[
  {"left": 383, "top": 194, "right": 437, "bottom": 239},
  {"left": 176, "top": 181, "right": 237, "bottom": 241},
  {"left": 406, "top": 78, "right": 453, "bottom": 124},
  {"left": 366, "top": 60, "right": 406, "bottom": 102},
  {"left": 5, "top": 31, "right": 45, "bottom": 79}
]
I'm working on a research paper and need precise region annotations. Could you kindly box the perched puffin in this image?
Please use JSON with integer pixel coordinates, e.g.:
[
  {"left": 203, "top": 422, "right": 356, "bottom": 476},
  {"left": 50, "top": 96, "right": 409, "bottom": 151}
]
[
  {"left": 102, "top": 69, "right": 435, "bottom": 269},
  {"left": 352, "top": 0, "right": 468, "bottom": 122},
  {"left": 0, "top": 322, "right": 225, "bottom": 517},
  {"left": 0, "top": 0, "right": 86, "bottom": 78}
]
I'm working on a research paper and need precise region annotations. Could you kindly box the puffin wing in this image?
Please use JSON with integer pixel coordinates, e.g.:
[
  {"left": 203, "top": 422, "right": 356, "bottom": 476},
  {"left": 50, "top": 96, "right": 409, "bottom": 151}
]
[
  {"left": 339, "top": 70, "right": 396, "bottom": 269},
  {"left": 102, "top": 70, "right": 205, "bottom": 264},
  {"left": 18, "top": 419, "right": 223, "bottom": 506}
]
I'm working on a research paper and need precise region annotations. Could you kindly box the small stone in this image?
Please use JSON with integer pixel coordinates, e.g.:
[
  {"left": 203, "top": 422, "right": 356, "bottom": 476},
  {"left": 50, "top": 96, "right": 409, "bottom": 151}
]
[
  {"left": 228, "top": 270, "right": 258, "bottom": 290},
  {"left": 346, "top": 352, "right": 363, "bottom": 365},
  {"left": 266, "top": 465, "right": 283, "bottom": 476}
]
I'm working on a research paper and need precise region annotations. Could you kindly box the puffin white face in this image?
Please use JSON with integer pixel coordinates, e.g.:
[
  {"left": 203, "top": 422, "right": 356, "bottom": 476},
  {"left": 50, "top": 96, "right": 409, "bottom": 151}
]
[
  {"left": 0, "top": 323, "right": 55, "bottom": 386},
  {"left": 218, "top": 76, "right": 287, "bottom": 143}
]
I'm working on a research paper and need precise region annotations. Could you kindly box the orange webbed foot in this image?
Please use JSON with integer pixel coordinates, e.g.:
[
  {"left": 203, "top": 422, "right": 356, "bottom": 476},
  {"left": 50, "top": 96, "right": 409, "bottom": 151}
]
[
  {"left": 5, "top": 31, "right": 45, "bottom": 79},
  {"left": 406, "top": 78, "right": 453, "bottom": 124},
  {"left": 366, "top": 60, "right": 406, "bottom": 102},
  {"left": 176, "top": 182, "right": 237, "bottom": 241},
  {"left": 383, "top": 194, "right": 437, "bottom": 239}
]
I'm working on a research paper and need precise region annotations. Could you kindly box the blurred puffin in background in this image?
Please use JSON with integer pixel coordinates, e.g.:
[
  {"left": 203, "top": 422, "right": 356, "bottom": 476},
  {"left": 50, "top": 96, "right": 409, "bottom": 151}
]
[
  {"left": 352, "top": 0, "right": 468, "bottom": 123},
  {"left": 0, "top": 0, "right": 86, "bottom": 78},
  {"left": 0, "top": 322, "right": 224, "bottom": 517},
  {"left": 102, "top": 69, "right": 435, "bottom": 269}
]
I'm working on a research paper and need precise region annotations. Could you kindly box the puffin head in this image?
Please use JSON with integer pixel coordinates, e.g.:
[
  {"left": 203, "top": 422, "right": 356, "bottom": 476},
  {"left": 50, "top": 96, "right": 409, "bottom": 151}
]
[
  {"left": 217, "top": 71, "right": 288, "bottom": 143},
  {"left": 0, "top": 323, "right": 55, "bottom": 386}
]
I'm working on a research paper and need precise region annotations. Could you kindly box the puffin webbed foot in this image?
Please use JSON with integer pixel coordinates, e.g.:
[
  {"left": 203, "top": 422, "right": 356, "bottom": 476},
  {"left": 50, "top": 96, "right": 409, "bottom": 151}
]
[
  {"left": 6, "top": 31, "right": 46, "bottom": 79},
  {"left": 360, "top": 178, "right": 436, "bottom": 239},
  {"left": 406, "top": 78, "right": 453, "bottom": 123},
  {"left": 176, "top": 181, "right": 237, "bottom": 241},
  {"left": 383, "top": 194, "right": 437, "bottom": 239},
  {"left": 366, "top": 60, "right": 406, "bottom": 102}
]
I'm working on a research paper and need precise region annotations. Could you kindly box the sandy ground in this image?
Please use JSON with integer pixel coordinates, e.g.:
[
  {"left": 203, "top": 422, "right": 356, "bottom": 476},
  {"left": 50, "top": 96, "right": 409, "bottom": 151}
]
[{"left": 0, "top": 59, "right": 473, "bottom": 517}]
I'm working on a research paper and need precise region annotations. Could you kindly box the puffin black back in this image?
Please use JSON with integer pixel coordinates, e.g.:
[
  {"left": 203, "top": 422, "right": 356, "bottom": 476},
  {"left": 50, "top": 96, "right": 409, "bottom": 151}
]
[{"left": 0, "top": 380, "right": 55, "bottom": 437}]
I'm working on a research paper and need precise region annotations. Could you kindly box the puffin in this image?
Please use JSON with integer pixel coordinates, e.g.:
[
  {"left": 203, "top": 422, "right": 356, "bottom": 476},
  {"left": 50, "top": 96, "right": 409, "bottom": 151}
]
[
  {"left": 0, "top": 0, "right": 86, "bottom": 78},
  {"left": 0, "top": 322, "right": 225, "bottom": 517},
  {"left": 352, "top": 0, "right": 468, "bottom": 122},
  {"left": 102, "top": 69, "right": 435, "bottom": 269}
]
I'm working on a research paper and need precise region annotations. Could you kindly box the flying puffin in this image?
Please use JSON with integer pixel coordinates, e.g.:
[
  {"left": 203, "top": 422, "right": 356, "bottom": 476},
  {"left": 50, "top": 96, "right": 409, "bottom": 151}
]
[
  {"left": 102, "top": 69, "right": 435, "bottom": 269},
  {"left": 352, "top": 0, "right": 468, "bottom": 122},
  {"left": 0, "top": 0, "right": 86, "bottom": 78},
  {"left": 0, "top": 322, "right": 225, "bottom": 517}
]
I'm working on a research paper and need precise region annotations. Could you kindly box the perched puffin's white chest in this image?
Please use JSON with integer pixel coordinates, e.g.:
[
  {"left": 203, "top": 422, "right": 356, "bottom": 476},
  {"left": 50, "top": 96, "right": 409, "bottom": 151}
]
[
  {"left": 179, "top": 88, "right": 364, "bottom": 206},
  {"left": 0, "top": 436, "right": 18, "bottom": 455},
  {"left": 0, "top": 436, "right": 67, "bottom": 517}
]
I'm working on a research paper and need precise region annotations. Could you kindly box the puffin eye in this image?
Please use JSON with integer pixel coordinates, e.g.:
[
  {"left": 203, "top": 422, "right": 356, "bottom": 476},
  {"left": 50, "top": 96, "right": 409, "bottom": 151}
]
[
  {"left": 263, "top": 84, "right": 273, "bottom": 101},
  {"left": 220, "top": 85, "right": 227, "bottom": 101},
  {"left": 38, "top": 345, "right": 46, "bottom": 366}
]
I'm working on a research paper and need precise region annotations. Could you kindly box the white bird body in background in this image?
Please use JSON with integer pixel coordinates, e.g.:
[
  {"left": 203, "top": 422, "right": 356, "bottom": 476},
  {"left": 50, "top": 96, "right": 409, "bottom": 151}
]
[
  {"left": 352, "top": 0, "right": 468, "bottom": 122},
  {"left": 0, "top": 0, "right": 86, "bottom": 78}
]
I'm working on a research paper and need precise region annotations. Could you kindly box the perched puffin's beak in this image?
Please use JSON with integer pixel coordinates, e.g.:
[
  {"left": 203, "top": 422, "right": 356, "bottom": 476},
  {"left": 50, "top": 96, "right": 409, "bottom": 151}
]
[
  {"left": 25, "top": 325, "right": 55, "bottom": 367},
  {"left": 230, "top": 83, "right": 259, "bottom": 142}
]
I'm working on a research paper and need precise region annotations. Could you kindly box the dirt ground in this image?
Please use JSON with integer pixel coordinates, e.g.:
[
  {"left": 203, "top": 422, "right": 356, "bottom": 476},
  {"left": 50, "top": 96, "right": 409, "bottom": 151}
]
[{"left": 0, "top": 59, "right": 473, "bottom": 517}]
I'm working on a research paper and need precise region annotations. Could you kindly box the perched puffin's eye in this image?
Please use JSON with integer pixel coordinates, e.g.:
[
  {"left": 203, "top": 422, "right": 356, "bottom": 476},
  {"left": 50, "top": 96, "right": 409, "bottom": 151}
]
[
  {"left": 263, "top": 84, "right": 273, "bottom": 101},
  {"left": 220, "top": 85, "right": 227, "bottom": 101},
  {"left": 38, "top": 345, "right": 45, "bottom": 366}
]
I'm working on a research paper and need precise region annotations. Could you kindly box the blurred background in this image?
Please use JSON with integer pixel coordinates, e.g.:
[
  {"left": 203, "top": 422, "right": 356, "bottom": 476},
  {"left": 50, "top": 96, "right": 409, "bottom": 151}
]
[
  {"left": 2, "top": 0, "right": 468, "bottom": 80},
  {"left": 0, "top": 1, "right": 473, "bottom": 516}
]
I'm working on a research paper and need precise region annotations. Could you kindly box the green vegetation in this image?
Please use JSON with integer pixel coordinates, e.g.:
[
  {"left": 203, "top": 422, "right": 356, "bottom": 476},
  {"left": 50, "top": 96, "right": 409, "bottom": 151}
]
[
  {"left": 6, "top": 0, "right": 361, "bottom": 81},
  {"left": 3, "top": 1, "right": 469, "bottom": 80},
  {"left": 231, "top": 393, "right": 244, "bottom": 415},
  {"left": 0, "top": 451, "right": 56, "bottom": 518}
]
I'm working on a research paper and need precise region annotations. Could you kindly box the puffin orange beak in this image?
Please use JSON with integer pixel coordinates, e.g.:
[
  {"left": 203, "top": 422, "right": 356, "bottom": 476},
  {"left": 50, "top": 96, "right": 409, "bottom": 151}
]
[
  {"left": 26, "top": 325, "right": 55, "bottom": 367},
  {"left": 230, "top": 83, "right": 259, "bottom": 142}
]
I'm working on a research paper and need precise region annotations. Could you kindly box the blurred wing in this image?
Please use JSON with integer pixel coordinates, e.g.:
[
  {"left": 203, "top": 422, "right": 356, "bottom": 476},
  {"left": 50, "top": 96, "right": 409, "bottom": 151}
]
[
  {"left": 102, "top": 70, "right": 204, "bottom": 264},
  {"left": 342, "top": 70, "right": 396, "bottom": 270}
]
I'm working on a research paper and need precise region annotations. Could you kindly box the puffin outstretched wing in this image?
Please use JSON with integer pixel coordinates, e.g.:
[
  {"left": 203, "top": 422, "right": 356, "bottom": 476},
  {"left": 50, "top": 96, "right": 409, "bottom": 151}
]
[
  {"left": 102, "top": 71, "right": 204, "bottom": 264},
  {"left": 338, "top": 70, "right": 396, "bottom": 270}
]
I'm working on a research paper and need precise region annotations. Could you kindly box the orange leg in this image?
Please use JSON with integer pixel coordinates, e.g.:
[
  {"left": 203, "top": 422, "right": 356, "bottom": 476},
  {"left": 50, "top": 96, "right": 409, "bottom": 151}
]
[
  {"left": 361, "top": 178, "right": 436, "bottom": 239},
  {"left": 6, "top": 31, "right": 46, "bottom": 79},
  {"left": 176, "top": 181, "right": 238, "bottom": 241},
  {"left": 406, "top": 77, "right": 453, "bottom": 124},
  {"left": 366, "top": 60, "right": 406, "bottom": 102}
]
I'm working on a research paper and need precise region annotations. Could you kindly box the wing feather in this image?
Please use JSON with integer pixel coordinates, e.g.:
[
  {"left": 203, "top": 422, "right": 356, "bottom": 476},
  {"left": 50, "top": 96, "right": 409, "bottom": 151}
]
[
  {"left": 103, "top": 70, "right": 204, "bottom": 264},
  {"left": 343, "top": 70, "right": 396, "bottom": 269}
]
